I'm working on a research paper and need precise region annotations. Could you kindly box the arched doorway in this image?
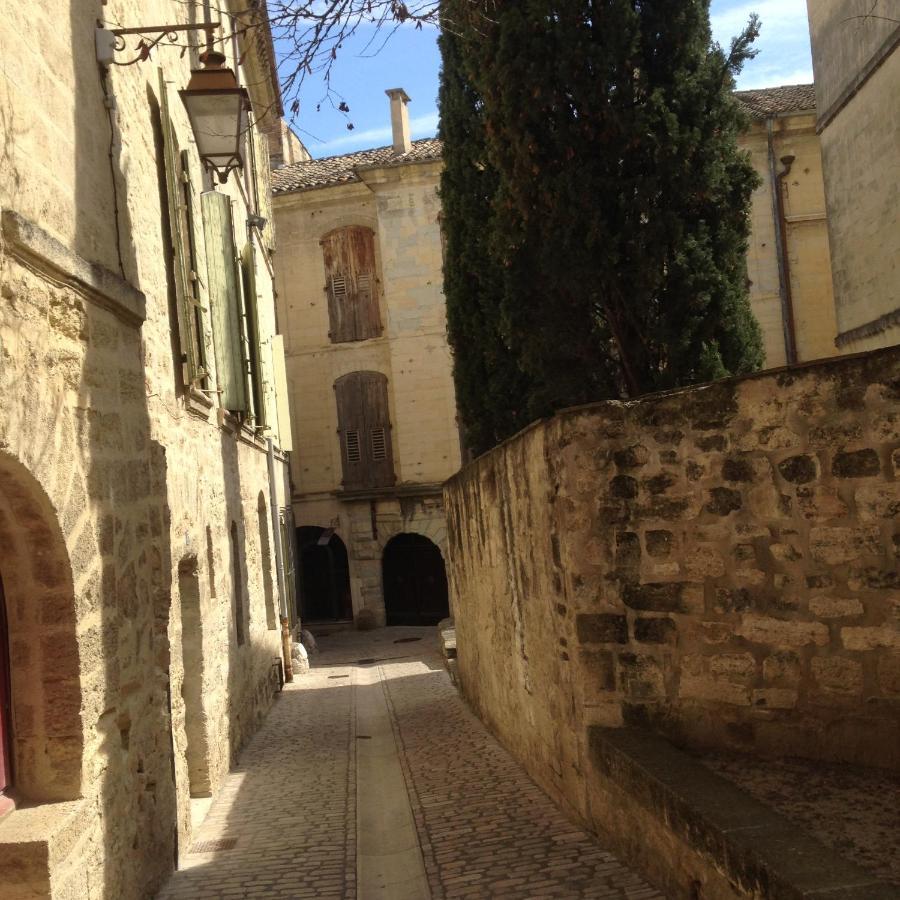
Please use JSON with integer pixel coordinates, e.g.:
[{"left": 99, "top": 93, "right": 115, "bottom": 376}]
[
  {"left": 382, "top": 534, "right": 449, "bottom": 626},
  {"left": 296, "top": 527, "right": 352, "bottom": 622}
]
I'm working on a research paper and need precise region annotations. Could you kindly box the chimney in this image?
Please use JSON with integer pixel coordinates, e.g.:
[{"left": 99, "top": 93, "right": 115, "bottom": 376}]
[{"left": 385, "top": 88, "right": 412, "bottom": 154}]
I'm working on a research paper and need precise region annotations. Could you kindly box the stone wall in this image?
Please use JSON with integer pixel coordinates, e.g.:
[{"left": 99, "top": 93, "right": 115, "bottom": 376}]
[
  {"left": 0, "top": 1, "right": 291, "bottom": 897},
  {"left": 445, "top": 348, "right": 900, "bottom": 831}
]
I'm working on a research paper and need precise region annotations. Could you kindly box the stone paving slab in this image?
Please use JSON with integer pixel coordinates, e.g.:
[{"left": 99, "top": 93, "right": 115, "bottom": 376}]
[{"left": 158, "top": 627, "right": 664, "bottom": 900}]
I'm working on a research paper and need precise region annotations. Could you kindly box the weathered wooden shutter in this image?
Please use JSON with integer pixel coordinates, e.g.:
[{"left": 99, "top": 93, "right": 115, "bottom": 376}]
[
  {"left": 255, "top": 129, "right": 276, "bottom": 252},
  {"left": 271, "top": 334, "right": 293, "bottom": 451},
  {"left": 202, "top": 190, "right": 248, "bottom": 412},
  {"left": 334, "top": 371, "right": 395, "bottom": 490},
  {"left": 158, "top": 69, "right": 207, "bottom": 387},
  {"left": 240, "top": 241, "right": 266, "bottom": 428},
  {"left": 320, "top": 227, "right": 382, "bottom": 343}
]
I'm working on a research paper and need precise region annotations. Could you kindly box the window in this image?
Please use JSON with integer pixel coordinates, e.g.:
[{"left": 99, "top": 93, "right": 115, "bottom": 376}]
[
  {"left": 159, "top": 69, "right": 209, "bottom": 389},
  {"left": 334, "top": 372, "right": 395, "bottom": 490},
  {"left": 320, "top": 226, "right": 382, "bottom": 343}
]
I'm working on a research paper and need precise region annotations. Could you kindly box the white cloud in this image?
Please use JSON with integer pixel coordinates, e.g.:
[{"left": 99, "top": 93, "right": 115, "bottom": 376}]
[{"left": 312, "top": 111, "right": 439, "bottom": 155}]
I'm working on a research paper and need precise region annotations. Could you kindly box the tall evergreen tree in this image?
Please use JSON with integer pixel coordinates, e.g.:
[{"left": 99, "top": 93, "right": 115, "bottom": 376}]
[
  {"left": 438, "top": 9, "right": 534, "bottom": 456},
  {"left": 443, "top": 0, "right": 764, "bottom": 426}
]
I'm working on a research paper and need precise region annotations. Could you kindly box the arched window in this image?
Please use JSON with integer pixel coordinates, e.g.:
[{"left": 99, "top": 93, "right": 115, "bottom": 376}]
[
  {"left": 334, "top": 371, "right": 395, "bottom": 490},
  {"left": 320, "top": 226, "right": 382, "bottom": 343}
]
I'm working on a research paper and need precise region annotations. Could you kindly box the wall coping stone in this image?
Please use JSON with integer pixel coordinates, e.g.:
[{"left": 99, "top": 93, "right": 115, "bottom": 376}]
[
  {"left": 589, "top": 727, "right": 896, "bottom": 899},
  {"left": 1, "top": 208, "right": 146, "bottom": 327}
]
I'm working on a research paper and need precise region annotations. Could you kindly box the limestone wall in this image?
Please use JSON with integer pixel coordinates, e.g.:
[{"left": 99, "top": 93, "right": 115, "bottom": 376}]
[
  {"left": 0, "top": 1, "right": 291, "bottom": 897},
  {"left": 445, "top": 348, "right": 900, "bottom": 827},
  {"left": 807, "top": 2, "right": 900, "bottom": 350}
]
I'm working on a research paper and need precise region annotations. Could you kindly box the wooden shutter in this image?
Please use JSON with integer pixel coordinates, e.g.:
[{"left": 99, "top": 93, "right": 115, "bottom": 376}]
[
  {"left": 255, "top": 128, "right": 275, "bottom": 253},
  {"left": 202, "top": 190, "right": 248, "bottom": 412},
  {"left": 334, "top": 371, "right": 395, "bottom": 490},
  {"left": 320, "top": 227, "right": 382, "bottom": 343},
  {"left": 271, "top": 334, "right": 293, "bottom": 451},
  {"left": 158, "top": 69, "right": 207, "bottom": 387},
  {"left": 240, "top": 241, "right": 266, "bottom": 428}
]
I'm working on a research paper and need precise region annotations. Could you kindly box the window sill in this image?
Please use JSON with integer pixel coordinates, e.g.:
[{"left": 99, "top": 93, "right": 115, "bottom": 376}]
[{"left": 185, "top": 386, "right": 215, "bottom": 418}]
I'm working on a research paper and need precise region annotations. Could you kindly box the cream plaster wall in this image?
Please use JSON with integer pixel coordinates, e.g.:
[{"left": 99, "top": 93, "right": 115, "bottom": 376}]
[
  {"left": 274, "top": 160, "right": 458, "bottom": 625},
  {"left": 807, "top": 2, "right": 900, "bottom": 349},
  {"left": 0, "top": 1, "right": 291, "bottom": 897},
  {"left": 742, "top": 113, "right": 838, "bottom": 366}
]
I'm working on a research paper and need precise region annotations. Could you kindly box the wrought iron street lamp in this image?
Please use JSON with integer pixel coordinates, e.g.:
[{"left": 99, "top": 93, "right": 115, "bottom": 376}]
[{"left": 180, "top": 52, "right": 251, "bottom": 184}]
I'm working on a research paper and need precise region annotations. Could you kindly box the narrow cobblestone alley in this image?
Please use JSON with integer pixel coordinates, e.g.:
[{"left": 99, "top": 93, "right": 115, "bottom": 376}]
[{"left": 158, "top": 628, "right": 664, "bottom": 900}]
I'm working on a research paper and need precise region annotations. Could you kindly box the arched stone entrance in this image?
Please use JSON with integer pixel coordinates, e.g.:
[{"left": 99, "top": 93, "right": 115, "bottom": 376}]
[
  {"left": 0, "top": 453, "right": 82, "bottom": 802},
  {"left": 297, "top": 527, "right": 352, "bottom": 622},
  {"left": 382, "top": 534, "right": 449, "bottom": 626}
]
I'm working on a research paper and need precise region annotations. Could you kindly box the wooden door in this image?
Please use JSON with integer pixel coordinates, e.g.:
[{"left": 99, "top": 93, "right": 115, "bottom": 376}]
[
  {"left": 383, "top": 535, "right": 449, "bottom": 626},
  {"left": 0, "top": 575, "right": 12, "bottom": 795}
]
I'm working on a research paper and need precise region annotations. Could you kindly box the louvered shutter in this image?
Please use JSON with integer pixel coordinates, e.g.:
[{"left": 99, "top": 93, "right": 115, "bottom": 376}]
[
  {"left": 202, "top": 190, "right": 248, "bottom": 412},
  {"left": 255, "top": 129, "right": 275, "bottom": 252},
  {"left": 334, "top": 371, "right": 394, "bottom": 490},
  {"left": 240, "top": 241, "right": 266, "bottom": 428},
  {"left": 321, "top": 227, "right": 382, "bottom": 342},
  {"left": 158, "top": 69, "right": 207, "bottom": 387}
]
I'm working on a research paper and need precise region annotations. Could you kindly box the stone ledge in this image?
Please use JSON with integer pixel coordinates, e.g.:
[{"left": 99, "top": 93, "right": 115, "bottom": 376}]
[
  {"left": 1, "top": 208, "right": 146, "bottom": 327},
  {"left": 0, "top": 798, "right": 90, "bottom": 891},
  {"left": 588, "top": 727, "right": 896, "bottom": 899}
]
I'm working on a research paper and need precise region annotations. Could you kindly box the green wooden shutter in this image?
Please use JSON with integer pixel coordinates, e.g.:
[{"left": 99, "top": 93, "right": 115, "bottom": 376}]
[
  {"left": 202, "top": 190, "right": 248, "bottom": 412},
  {"left": 255, "top": 129, "right": 275, "bottom": 252},
  {"left": 158, "top": 69, "right": 206, "bottom": 387},
  {"left": 240, "top": 241, "right": 266, "bottom": 428}
]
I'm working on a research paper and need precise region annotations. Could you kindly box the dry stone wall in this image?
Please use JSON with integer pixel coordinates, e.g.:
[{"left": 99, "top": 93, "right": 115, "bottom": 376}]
[{"left": 445, "top": 347, "right": 900, "bottom": 827}]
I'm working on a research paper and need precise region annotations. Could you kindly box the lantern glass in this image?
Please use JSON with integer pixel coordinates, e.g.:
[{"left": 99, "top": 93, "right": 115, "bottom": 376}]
[{"left": 180, "top": 63, "right": 250, "bottom": 182}]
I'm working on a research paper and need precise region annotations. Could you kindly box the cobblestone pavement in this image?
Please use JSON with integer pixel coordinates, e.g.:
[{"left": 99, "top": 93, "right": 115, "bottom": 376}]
[{"left": 158, "top": 627, "right": 664, "bottom": 900}]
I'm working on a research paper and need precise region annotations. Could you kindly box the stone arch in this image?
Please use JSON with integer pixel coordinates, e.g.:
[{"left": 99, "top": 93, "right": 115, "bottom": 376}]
[
  {"left": 0, "top": 452, "right": 83, "bottom": 801},
  {"left": 377, "top": 515, "right": 448, "bottom": 563}
]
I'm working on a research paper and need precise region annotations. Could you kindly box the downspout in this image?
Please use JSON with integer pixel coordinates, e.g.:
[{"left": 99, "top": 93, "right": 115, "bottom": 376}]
[
  {"left": 766, "top": 118, "right": 798, "bottom": 365},
  {"left": 267, "top": 438, "right": 293, "bottom": 682}
]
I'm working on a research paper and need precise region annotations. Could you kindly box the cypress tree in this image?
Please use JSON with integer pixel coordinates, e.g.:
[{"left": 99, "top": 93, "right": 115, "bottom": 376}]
[
  {"left": 444, "top": 1, "right": 764, "bottom": 426},
  {"left": 438, "top": 7, "right": 534, "bottom": 456}
]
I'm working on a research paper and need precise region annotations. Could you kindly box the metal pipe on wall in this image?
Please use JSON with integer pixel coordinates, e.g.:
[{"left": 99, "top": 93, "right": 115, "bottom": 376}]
[{"left": 267, "top": 438, "right": 293, "bottom": 681}]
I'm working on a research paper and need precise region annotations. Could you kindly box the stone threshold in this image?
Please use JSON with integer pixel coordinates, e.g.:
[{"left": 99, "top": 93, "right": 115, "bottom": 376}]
[{"left": 588, "top": 727, "right": 898, "bottom": 900}]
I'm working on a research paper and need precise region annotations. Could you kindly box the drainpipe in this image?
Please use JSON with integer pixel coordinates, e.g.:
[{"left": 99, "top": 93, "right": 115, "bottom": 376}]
[
  {"left": 267, "top": 438, "right": 293, "bottom": 682},
  {"left": 767, "top": 118, "right": 798, "bottom": 365}
]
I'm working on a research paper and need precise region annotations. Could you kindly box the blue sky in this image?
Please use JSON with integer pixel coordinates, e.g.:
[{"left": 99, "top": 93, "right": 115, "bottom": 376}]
[{"left": 282, "top": 0, "right": 813, "bottom": 159}]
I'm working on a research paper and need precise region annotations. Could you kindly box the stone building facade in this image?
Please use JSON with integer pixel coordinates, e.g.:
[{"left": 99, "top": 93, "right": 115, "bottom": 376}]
[
  {"left": 806, "top": 1, "right": 900, "bottom": 352},
  {"left": 272, "top": 92, "right": 457, "bottom": 629},
  {"left": 0, "top": 2, "right": 294, "bottom": 897},
  {"left": 736, "top": 85, "right": 838, "bottom": 366}
]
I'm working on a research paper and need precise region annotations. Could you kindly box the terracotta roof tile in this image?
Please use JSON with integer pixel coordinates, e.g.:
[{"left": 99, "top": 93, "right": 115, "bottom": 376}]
[
  {"left": 273, "top": 85, "right": 817, "bottom": 196},
  {"left": 734, "top": 83, "right": 817, "bottom": 118}
]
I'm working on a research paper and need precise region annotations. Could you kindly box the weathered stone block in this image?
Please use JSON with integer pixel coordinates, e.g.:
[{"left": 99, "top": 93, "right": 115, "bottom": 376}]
[
  {"left": 847, "top": 568, "right": 900, "bottom": 591},
  {"left": 809, "top": 596, "right": 864, "bottom": 619},
  {"left": 737, "top": 615, "right": 829, "bottom": 648},
  {"left": 763, "top": 651, "right": 801, "bottom": 686},
  {"left": 579, "top": 650, "right": 616, "bottom": 693},
  {"left": 811, "top": 657, "right": 863, "bottom": 694},
  {"left": 809, "top": 525, "right": 881, "bottom": 564},
  {"left": 609, "top": 474, "right": 639, "bottom": 499},
  {"left": 705, "top": 487, "right": 742, "bottom": 516},
  {"left": 732, "top": 542, "right": 756, "bottom": 561},
  {"left": 686, "top": 460, "right": 705, "bottom": 481},
  {"left": 645, "top": 473, "right": 677, "bottom": 495},
  {"left": 576, "top": 613, "right": 628, "bottom": 644},
  {"left": 645, "top": 529, "right": 673, "bottom": 558},
  {"left": 633, "top": 617, "right": 676, "bottom": 644},
  {"left": 613, "top": 444, "right": 650, "bottom": 469},
  {"left": 714, "top": 587, "right": 753, "bottom": 613},
  {"left": 722, "top": 456, "right": 755, "bottom": 483},
  {"left": 770, "top": 542, "right": 803, "bottom": 562},
  {"left": 832, "top": 449, "right": 880, "bottom": 478},
  {"left": 679, "top": 672, "right": 751, "bottom": 705},
  {"left": 841, "top": 626, "right": 900, "bottom": 651},
  {"left": 683, "top": 545, "right": 726, "bottom": 578},
  {"left": 855, "top": 483, "right": 900, "bottom": 520},
  {"left": 878, "top": 655, "right": 900, "bottom": 696},
  {"left": 752, "top": 688, "right": 798, "bottom": 709},
  {"left": 615, "top": 531, "right": 641, "bottom": 568},
  {"left": 777, "top": 454, "right": 818, "bottom": 484},
  {"left": 617, "top": 653, "right": 665, "bottom": 700},
  {"left": 697, "top": 434, "right": 727, "bottom": 452},
  {"left": 710, "top": 653, "right": 757, "bottom": 683},
  {"left": 795, "top": 485, "right": 850, "bottom": 520},
  {"left": 623, "top": 581, "right": 700, "bottom": 614}
]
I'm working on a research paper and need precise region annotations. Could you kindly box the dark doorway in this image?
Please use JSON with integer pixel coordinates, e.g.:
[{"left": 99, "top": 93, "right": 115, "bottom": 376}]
[
  {"left": 382, "top": 534, "right": 449, "bottom": 626},
  {"left": 297, "top": 527, "right": 352, "bottom": 621},
  {"left": 0, "top": 574, "right": 12, "bottom": 798}
]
